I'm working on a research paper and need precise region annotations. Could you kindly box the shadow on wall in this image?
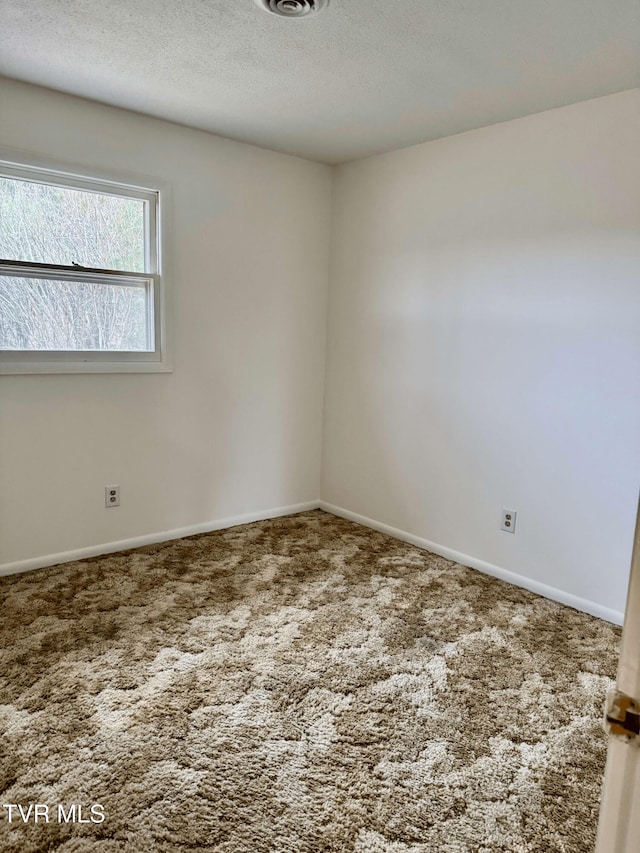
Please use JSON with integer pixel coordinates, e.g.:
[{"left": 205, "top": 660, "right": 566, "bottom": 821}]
[{"left": 322, "top": 231, "right": 640, "bottom": 615}]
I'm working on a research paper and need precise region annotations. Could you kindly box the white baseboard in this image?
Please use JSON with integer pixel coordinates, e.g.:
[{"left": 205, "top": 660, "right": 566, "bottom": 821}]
[
  {"left": 319, "top": 501, "right": 624, "bottom": 626},
  {"left": 0, "top": 500, "right": 320, "bottom": 578},
  {"left": 2, "top": 498, "right": 625, "bottom": 627}
]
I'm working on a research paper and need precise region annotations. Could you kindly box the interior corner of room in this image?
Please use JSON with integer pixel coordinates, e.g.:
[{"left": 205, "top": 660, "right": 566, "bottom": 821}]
[
  {"left": 1, "top": 80, "right": 638, "bottom": 629},
  {"left": 1, "top": 3, "right": 640, "bottom": 845}
]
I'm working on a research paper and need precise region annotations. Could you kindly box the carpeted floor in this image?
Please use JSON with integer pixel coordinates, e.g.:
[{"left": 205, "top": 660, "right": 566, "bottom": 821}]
[{"left": 0, "top": 510, "right": 620, "bottom": 852}]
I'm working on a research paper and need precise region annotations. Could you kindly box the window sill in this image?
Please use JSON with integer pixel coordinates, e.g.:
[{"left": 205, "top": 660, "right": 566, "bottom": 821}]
[{"left": 0, "top": 360, "right": 173, "bottom": 375}]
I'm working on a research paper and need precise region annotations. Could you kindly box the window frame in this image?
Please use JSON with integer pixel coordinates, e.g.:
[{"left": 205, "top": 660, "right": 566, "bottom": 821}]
[{"left": 0, "top": 152, "right": 171, "bottom": 374}]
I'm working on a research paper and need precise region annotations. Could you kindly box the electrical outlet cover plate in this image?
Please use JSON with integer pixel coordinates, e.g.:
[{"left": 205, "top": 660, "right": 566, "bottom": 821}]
[
  {"left": 105, "top": 485, "right": 120, "bottom": 508},
  {"left": 501, "top": 508, "right": 516, "bottom": 533}
]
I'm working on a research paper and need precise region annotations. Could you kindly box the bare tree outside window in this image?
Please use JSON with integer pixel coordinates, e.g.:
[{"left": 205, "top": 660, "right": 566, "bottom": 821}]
[{"left": 0, "top": 177, "right": 150, "bottom": 351}]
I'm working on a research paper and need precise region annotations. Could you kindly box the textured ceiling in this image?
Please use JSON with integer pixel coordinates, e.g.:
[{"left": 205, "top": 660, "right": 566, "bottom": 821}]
[{"left": 1, "top": 0, "right": 639, "bottom": 164}]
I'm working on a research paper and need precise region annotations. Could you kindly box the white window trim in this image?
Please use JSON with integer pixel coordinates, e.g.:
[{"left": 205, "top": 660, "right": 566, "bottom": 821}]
[{"left": 0, "top": 149, "right": 172, "bottom": 374}]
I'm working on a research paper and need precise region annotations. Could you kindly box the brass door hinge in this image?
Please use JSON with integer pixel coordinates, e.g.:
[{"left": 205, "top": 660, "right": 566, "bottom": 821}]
[{"left": 604, "top": 690, "right": 640, "bottom": 745}]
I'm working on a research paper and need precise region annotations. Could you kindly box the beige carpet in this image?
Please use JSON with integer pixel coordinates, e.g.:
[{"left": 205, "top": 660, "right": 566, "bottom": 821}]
[{"left": 0, "top": 510, "right": 620, "bottom": 852}]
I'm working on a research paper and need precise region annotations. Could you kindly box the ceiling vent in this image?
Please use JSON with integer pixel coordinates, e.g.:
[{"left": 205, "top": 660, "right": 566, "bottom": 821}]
[{"left": 253, "top": 0, "right": 329, "bottom": 18}]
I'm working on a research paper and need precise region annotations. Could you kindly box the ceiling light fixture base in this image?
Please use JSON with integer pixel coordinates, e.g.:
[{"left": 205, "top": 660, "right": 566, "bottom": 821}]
[{"left": 253, "top": 0, "right": 329, "bottom": 18}]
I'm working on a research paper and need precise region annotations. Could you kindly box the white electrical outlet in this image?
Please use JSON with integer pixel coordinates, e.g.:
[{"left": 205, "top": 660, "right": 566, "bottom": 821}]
[
  {"left": 105, "top": 485, "right": 120, "bottom": 508},
  {"left": 501, "top": 508, "right": 516, "bottom": 533}
]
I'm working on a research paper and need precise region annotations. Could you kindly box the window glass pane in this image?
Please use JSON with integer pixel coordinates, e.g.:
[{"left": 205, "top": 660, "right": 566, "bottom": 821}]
[
  {"left": 0, "top": 276, "right": 150, "bottom": 351},
  {"left": 0, "top": 177, "right": 145, "bottom": 272}
]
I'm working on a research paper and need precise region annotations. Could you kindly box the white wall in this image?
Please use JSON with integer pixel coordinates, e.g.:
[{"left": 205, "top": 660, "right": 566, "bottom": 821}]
[
  {"left": 322, "top": 90, "right": 640, "bottom": 620},
  {"left": 0, "top": 79, "right": 331, "bottom": 569},
  {"left": 2, "top": 81, "right": 638, "bottom": 623}
]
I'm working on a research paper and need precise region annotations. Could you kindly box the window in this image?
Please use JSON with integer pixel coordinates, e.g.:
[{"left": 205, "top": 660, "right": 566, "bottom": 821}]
[{"left": 0, "top": 157, "right": 169, "bottom": 372}]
